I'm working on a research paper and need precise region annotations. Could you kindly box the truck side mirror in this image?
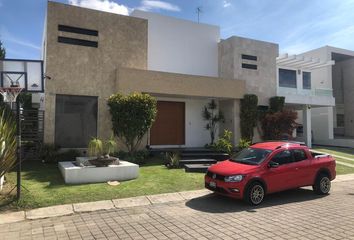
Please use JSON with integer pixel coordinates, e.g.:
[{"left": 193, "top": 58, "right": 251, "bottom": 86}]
[{"left": 268, "top": 161, "right": 279, "bottom": 168}]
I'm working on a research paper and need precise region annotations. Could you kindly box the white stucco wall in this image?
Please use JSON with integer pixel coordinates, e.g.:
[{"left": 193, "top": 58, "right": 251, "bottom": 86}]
[
  {"left": 152, "top": 97, "right": 216, "bottom": 147},
  {"left": 131, "top": 10, "right": 219, "bottom": 77}
]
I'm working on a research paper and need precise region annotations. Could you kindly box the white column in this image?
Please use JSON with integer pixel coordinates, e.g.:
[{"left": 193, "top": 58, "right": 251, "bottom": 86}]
[{"left": 303, "top": 105, "right": 312, "bottom": 147}]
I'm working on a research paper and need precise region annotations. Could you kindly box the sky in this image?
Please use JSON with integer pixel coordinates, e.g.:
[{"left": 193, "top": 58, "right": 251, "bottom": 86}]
[{"left": 1, "top": 0, "right": 354, "bottom": 60}]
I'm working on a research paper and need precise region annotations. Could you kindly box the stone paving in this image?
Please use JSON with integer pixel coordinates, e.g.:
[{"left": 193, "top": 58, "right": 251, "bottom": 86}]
[{"left": 1, "top": 179, "right": 354, "bottom": 240}]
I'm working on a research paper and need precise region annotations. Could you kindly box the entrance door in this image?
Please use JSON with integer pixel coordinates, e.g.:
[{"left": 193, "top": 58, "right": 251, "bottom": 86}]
[{"left": 150, "top": 101, "right": 185, "bottom": 145}]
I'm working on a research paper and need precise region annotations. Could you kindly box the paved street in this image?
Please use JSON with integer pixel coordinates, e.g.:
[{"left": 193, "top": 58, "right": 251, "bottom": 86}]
[{"left": 1, "top": 180, "right": 354, "bottom": 240}]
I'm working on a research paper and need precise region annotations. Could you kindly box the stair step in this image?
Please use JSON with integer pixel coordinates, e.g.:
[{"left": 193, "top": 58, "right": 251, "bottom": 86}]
[
  {"left": 184, "top": 164, "right": 212, "bottom": 173},
  {"left": 181, "top": 153, "right": 229, "bottom": 161},
  {"left": 179, "top": 159, "right": 216, "bottom": 166}
]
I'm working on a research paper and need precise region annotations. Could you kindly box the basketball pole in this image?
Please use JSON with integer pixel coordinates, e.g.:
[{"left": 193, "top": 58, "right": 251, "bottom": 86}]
[{"left": 16, "top": 97, "right": 21, "bottom": 200}]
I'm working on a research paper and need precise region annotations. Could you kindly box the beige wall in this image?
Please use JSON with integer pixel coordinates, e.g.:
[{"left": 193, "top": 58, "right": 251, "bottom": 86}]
[
  {"left": 219, "top": 36, "right": 279, "bottom": 105},
  {"left": 116, "top": 67, "right": 245, "bottom": 99},
  {"left": 44, "top": 2, "right": 148, "bottom": 144}
]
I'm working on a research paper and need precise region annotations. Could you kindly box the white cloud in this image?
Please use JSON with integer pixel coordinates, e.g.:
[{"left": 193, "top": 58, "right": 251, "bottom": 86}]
[
  {"left": 68, "top": 0, "right": 131, "bottom": 15},
  {"left": 223, "top": 1, "right": 231, "bottom": 8},
  {"left": 0, "top": 27, "right": 40, "bottom": 50},
  {"left": 137, "top": 0, "right": 181, "bottom": 12}
]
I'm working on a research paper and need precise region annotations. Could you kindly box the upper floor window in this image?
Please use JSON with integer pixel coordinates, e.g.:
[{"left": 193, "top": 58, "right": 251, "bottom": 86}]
[
  {"left": 242, "top": 63, "right": 257, "bottom": 70},
  {"left": 242, "top": 54, "right": 257, "bottom": 61},
  {"left": 303, "top": 72, "right": 311, "bottom": 89},
  {"left": 279, "top": 69, "right": 296, "bottom": 88}
]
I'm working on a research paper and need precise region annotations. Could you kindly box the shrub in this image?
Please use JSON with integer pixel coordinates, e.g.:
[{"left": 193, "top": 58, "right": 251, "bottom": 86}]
[
  {"left": 238, "top": 138, "right": 251, "bottom": 150},
  {"left": 107, "top": 93, "right": 157, "bottom": 154},
  {"left": 164, "top": 152, "right": 180, "bottom": 169},
  {"left": 39, "top": 144, "right": 59, "bottom": 163},
  {"left": 211, "top": 130, "right": 233, "bottom": 155},
  {"left": 114, "top": 150, "right": 149, "bottom": 165},
  {"left": 240, "top": 94, "right": 258, "bottom": 142},
  {"left": 0, "top": 105, "right": 17, "bottom": 178},
  {"left": 269, "top": 96, "right": 285, "bottom": 113},
  {"left": 39, "top": 144, "right": 81, "bottom": 163},
  {"left": 202, "top": 100, "right": 224, "bottom": 144},
  {"left": 262, "top": 109, "right": 298, "bottom": 140}
]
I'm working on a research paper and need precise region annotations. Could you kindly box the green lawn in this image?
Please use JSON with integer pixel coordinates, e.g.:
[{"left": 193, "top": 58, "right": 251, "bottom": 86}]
[
  {"left": 1, "top": 158, "right": 204, "bottom": 211},
  {"left": 2, "top": 147, "right": 354, "bottom": 212},
  {"left": 312, "top": 145, "right": 354, "bottom": 175}
]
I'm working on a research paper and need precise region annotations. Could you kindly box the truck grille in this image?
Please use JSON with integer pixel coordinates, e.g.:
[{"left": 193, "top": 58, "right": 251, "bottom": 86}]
[{"left": 206, "top": 171, "right": 225, "bottom": 181}]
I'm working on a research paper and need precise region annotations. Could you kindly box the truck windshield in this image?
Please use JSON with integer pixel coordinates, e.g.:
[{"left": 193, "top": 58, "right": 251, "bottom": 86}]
[{"left": 231, "top": 148, "right": 272, "bottom": 165}]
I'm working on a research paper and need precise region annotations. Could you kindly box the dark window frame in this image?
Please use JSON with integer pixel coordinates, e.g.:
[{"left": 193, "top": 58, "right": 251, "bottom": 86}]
[
  {"left": 58, "top": 36, "right": 98, "bottom": 48},
  {"left": 303, "top": 71, "right": 311, "bottom": 89},
  {"left": 337, "top": 114, "right": 345, "bottom": 127},
  {"left": 242, "top": 54, "right": 258, "bottom": 61},
  {"left": 58, "top": 24, "right": 98, "bottom": 36},
  {"left": 242, "top": 63, "right": 257, "bottom": 70},
  {"left": 279, "top": 68, "right": 297, "bottom": 88}
]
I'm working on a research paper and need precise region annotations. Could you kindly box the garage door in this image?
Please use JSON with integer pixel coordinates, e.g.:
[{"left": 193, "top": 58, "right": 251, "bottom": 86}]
[{"left": 150, "top": 101, "right": 185, "bottom": 145}]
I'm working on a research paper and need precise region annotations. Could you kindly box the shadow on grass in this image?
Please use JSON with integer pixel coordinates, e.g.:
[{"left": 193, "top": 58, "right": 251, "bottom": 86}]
[{"left": 186, "top": 188, "right": 327, "bottom": 213}]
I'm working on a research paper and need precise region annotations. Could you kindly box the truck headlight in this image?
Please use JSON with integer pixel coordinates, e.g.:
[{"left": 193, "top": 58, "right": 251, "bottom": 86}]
[{"left": 224, "top": 175, "right": 244, "bottom": 182}]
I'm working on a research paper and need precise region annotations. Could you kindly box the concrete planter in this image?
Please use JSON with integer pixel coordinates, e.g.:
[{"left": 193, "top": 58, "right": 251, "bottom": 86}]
[{"left": 58, "top": 160, "right": 139, "bottom": 184}]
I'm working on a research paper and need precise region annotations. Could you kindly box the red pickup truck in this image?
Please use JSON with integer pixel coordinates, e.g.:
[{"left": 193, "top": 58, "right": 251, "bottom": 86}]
[{"left": 205, "top": 141, "right": 336, "bottom": 205}]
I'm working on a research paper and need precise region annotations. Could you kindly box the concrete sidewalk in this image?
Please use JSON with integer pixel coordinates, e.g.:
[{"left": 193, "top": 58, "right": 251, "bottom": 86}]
[{"left": 1, "top": 173, "right": 354, "bottom": 225}]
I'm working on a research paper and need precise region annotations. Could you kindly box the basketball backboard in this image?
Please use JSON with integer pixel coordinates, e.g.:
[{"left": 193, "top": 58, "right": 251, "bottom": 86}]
[{"left": 0, "top": 59, "right": 44, "bottom": 92}]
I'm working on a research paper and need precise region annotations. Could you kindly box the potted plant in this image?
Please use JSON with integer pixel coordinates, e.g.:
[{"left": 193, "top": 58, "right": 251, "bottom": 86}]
[{"left": 87, "top": 137, "right": 119, "bottom": 167}]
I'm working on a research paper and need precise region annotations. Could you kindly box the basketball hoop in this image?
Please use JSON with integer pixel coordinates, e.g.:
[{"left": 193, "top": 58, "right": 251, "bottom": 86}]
[{"left": 0, "top": 86, "right": 24, "bottom": 104}]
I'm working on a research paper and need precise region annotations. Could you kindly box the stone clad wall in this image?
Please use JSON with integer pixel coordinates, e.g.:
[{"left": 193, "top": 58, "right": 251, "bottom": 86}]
[{"left": 44, "top": 2, "right": 148, "bottom": 144}]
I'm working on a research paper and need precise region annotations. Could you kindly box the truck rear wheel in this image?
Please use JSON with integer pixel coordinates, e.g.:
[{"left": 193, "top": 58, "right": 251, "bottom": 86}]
[{"left": 313, "top": 173, "right": 331, "bottom": 195}]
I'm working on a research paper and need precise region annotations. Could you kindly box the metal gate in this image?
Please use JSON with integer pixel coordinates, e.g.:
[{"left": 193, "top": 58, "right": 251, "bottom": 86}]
[{"left": 21, "top": 110, "right": 44, "bottom": 161}]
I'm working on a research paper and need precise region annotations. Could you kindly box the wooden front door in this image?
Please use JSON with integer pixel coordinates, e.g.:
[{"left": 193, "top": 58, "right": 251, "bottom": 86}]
[{"left": 150, "top": 101, "right": 185, "bottom": 145}]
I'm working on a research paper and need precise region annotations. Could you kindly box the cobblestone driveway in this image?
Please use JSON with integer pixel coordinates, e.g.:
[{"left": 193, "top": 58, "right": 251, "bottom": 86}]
[{"left": 1, "top": 180, "right": 354, "bottom": 240}]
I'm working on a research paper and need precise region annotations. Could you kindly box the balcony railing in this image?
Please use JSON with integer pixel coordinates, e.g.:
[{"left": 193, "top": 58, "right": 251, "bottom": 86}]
[{"left": 278, "top": 87, "right": 333, "bottom": 97}]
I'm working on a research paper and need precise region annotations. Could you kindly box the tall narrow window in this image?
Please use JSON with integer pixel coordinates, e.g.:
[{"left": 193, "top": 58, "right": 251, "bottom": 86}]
[
  {"left": 337, "top": 114, "right": 344, "bottom": 127},
  {"left": 303, "top": 72, "right": 311, "bottom": 89},
  {"left": 279, "top": 69, "right": 297, "bottom": 88}
]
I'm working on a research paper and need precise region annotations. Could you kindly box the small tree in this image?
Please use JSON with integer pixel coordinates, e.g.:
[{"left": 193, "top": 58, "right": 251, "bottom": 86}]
[
  {"left": 202, "top": 100, "right": 224, "bottom": 145},
  {"left": 107, "top": 93, "right": 157, "bottom": 154},
  {"left": 262, "top": 109, "right": 297, "bottom": 140},
  {"left": 0, "top": 40, "right": 5, "bottom": 59},
  {"left": 240, "top": 94, "right": 258, "bottom": 142}
]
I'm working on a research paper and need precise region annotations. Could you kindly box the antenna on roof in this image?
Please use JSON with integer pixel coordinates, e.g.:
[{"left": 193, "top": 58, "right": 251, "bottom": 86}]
[{"left": 196, "top": 6, "right": 202, "bottom": 23}]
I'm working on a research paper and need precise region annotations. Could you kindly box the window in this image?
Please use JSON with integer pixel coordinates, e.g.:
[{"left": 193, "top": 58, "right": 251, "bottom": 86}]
[
  {"left": 337, "top": 114, "right": 344, "bottom": 127},
  {"left": 231, "top": 148, "right": 272, "bottom": 165},
  {"left": 242, "top": 63, "right": 257, "bottom": 70},
  {"left": 58, "top": 25, "right": 98, "bottom": 36},
  {"left": 293, "top": 149, "right": 307, "bottom": 162},
  {"left": 58, "top": 37, "right": 98, "bottom": 48},
  {"left": 242, "top": 54, "right": 257, "bottom": 61},
  {"left": 303, "top": 72, "right": 311, "bottom": 89},
  {"left": 55, "top": 95, "right": 98, "bottom": 148},
  {"left": 271, "top": 150, "right": 293, "bottom": 165},
  {"left": 279, "top": 69, "right": 297, "bottom": 88}
]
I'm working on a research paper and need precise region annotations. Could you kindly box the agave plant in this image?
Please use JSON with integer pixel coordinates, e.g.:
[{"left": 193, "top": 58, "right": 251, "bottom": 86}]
[
  {"left": 104, "top": 135, "right": 117, "bottom": 157},
  {"left": 88, "top": 137, "right": 103, "bottom": 157},
  {"left": 0, "top": 105, "right": 17, "bottom": 179}
]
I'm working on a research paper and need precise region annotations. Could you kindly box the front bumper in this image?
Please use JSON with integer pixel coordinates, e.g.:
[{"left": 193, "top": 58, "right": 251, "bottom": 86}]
[{"left": 205, "top": 176, "right": 245, "bottom": 199}]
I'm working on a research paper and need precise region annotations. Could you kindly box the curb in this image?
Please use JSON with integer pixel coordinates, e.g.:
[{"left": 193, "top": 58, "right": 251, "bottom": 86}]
[
  {"left": 1, "top": 173, "right": 354, "bottom": 225},
  {"left": 0, "top": 189, "right": 211, "bottom": 224}
]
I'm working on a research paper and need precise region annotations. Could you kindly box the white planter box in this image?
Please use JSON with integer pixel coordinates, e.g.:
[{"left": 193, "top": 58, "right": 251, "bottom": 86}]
[{"left": 58, "top": 161, "right": 139, "bottom": 184}]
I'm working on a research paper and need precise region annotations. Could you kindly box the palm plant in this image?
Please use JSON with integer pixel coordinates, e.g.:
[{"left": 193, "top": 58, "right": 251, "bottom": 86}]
[
  {"left": 104, "top": 135, "right": 117, "bottom": 157},
  {"left": 0, "top": 106, "right": 17, "bottom": 179},
  {"left": 202, "top": 100, "right": 224, "bottom": 145},
  {"left": 88, "top": 137, "right": 103, "bottom": 157}
]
